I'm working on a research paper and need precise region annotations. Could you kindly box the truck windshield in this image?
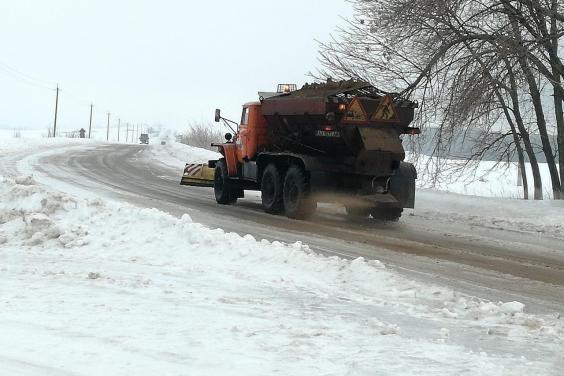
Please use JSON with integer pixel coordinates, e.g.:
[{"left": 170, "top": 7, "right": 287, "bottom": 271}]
[{"left": 241, "top": 107, "right": 249, "bottom": 125}]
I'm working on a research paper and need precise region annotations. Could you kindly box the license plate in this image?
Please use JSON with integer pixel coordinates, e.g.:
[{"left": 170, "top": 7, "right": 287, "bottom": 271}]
[{"left": 315, "top": 130, "right": 341, "bottom": 137}]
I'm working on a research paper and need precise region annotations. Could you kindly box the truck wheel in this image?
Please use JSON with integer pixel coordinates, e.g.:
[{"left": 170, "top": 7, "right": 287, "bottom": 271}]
[
  {"left": 283, "top": 166, "right": 316, "bottom": 219},
  {"left": 370, "top": 207, "right": 403, "bottom": 222},
  {"left": 214, "top": 159, "right": 237, "bottom": 205},
  {"left": 261, "top": 163, "right": 284, "bottom": 214}
]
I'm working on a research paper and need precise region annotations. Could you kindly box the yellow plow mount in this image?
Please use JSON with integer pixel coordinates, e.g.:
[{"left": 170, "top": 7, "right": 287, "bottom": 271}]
[{"left": 180, "top": 163, "right": 215, "bottom": 187}]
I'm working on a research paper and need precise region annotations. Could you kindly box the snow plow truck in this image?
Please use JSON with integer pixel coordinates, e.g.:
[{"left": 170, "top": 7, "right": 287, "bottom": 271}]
[{"left": 180, "top": 80, "right": 420, "bottom": 221}]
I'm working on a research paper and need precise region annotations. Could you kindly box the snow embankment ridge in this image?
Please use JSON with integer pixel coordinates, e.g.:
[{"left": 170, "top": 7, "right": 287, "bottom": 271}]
[{"left": 1, "top": 174, "right": 563, "bottom": 374}]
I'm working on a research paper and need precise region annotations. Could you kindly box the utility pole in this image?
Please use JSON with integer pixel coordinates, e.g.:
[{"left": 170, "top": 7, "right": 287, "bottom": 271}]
[
  {"left": 126, "top": 123, "right": 129, "bottom": 143},
  {"left": 117, "top": 118, "right": 121, "bottom": 142},
  {"left": 52, "top": 84, "right": 59, "bottom": 137},
  {"left": 106, "top": 112, "right": 110, "bottom": 141},
  {"left": 88, "top": 103, "right": 93, "bottom": 138}
]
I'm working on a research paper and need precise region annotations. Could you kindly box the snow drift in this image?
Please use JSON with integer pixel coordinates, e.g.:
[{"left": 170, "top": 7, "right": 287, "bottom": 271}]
[{"left": 1, "top": 174, "right": 563, "bottom": 375}]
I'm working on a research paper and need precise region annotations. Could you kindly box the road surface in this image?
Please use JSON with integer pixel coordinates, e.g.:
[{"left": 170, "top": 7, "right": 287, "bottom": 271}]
[{"left": 20, "top": 144, "right": 564, "bottom": 314}]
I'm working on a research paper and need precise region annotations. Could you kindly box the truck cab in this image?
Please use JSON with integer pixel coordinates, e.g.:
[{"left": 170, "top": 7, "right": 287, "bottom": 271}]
[{"left": 235, "top": 102, "right": 268, "bottom": 162}]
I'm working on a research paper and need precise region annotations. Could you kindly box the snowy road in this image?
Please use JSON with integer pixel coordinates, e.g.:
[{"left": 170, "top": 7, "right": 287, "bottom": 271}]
[
  {"left": 2, "top": 140, "right": 564, "bottom": 374},
  {"left": 23, "top": 143, "right": 564, "bottom": 314}
]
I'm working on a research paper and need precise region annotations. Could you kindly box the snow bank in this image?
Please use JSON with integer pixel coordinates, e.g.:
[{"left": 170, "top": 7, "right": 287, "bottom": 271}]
[
  {"left": 0, "top": 136, "right": 96, "bottom": 154},
  {"left": 1, "top": 175, "right": 562, "bottom": 375},
  {"left": 144, "top": 141, "right": 220, "bottom": 170}
]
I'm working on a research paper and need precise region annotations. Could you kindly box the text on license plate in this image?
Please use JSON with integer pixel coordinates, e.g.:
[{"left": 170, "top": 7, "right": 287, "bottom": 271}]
[{"left": 315, "top": 130, "right": 341, "bottom": 137}]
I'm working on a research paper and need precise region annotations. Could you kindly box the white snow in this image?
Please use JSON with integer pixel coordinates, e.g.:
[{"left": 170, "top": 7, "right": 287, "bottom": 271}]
[
  {"left": 144, "top": 140, "right": 220, "bottom": 170},
  {"left": 1, "top": 135, "right": 563, "bottom": 375},
  {"left": 415, "top": 189, "right": 564, "bottom": 239},
  {"left": 0, "top": 135, "right": 95, "bottom": 154},
  {"left": 409, "top": 153, "right": 560, "bottom": 199}
]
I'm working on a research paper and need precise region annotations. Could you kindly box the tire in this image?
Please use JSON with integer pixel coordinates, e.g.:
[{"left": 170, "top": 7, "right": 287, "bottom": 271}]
[
  {"left": 261, "top": 163, "right": 284, "bottom": 214},
  {"left": 283, "top": 165, "right": 316, "bottom": 219},
  {"left": 370, "top": 207, "right": 403, "bottom": 222},
  {"left": 214, "top": 159, "right": 237, "bottom": 205}
]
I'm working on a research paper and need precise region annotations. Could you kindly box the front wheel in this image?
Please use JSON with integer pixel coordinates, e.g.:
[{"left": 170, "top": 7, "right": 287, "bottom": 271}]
[
  {"left": 283, "top": 166, "right": 316, "bottom": 220},
  {"left": 214, "top": 159, "right": 237, "bottom": 205}
]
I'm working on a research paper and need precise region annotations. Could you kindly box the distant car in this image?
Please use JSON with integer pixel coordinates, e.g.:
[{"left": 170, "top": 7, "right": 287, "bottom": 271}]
[{"left": 139, "top": 133, "right": 149, "bottom": 144}]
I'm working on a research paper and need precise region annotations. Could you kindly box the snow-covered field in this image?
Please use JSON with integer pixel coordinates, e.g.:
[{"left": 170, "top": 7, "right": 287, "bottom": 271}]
[
  {"left": 0, "top": 125, "right": 149, "bottom": 143},
  {"left": 409, "top": 152, "right": 559, "bottom": 199},
  {"left": 1, "top": 136, "right": 563, "bottom": 375}
]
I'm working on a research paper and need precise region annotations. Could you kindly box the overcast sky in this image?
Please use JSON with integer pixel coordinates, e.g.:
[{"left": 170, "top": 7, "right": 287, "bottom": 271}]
[{"left": 0, "top": 0, "right": 352, "bottom": 132}]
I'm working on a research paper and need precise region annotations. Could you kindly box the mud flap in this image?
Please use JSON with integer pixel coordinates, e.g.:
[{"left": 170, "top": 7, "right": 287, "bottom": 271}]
[
  {"left": 180, "top": 163, "right": 215, "bottom": 187},
  {"left": 389, "top": 162, "right": 417, "bottom": 208}
]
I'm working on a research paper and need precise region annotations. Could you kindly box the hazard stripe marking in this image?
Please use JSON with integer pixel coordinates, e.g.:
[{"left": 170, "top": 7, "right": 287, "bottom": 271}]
[
  {"left": 188, "top": 166, "right": 202, "bottom": 176},
  {"left": 186, "top": 164, "right": 201, "bottom": 174}
]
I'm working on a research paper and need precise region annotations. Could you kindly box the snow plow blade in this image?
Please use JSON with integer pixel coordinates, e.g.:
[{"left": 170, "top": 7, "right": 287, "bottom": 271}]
[{"left": 180, "top": 163, "right": 215, "bottom": 187}]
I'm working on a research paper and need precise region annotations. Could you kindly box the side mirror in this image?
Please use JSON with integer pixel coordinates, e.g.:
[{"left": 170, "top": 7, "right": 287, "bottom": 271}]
[
  {"left": 214, "top": 109, "right": 221, "bottom": 122},
  {"left": 224, "top": 133, "right": 232, "bottom": 141}
]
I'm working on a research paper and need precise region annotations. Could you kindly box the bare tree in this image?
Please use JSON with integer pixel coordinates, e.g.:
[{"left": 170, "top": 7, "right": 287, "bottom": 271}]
[
  {"left": 176, "top": 122, "right": 223, "bottom": 151},
  {"left": 318, "top": 0, "right": 563, "bottom": 199}
]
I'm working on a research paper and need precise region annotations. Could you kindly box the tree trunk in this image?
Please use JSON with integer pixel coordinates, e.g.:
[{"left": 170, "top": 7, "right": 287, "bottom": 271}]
[
  {"left": 510, "top": 18, "right": 561, "bottom": 198},
  {"left": 505, "top": 59, "right": 544, "bottom": 199},
  {"left": 456, "top": 34, "right": 534, "bottom": 200},
  {"left": 515, "top": 138, "right": 529, "bottom": 199},
  {"left": 552, "top": 76, "right": 564, "bottom": 199},
  {"left": 548, "top": 0, "right": 564, "bottom": 198},
  {"left": 519, "top": 59, "right": 561, "bottom": 198}
]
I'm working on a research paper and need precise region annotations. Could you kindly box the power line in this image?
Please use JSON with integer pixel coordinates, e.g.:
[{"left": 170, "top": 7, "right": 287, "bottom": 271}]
[
  {"left": 0, "top": 60, "right": 56, "bottom": 87},
  {"left": 0, "top": 64, "right": 55, "bottom": 91},
  {"left": 62, "top": 87, "right": 95, "bottom": 107},
  {"left": 0, "top": 59, "right": 126, "bottom": 134},
  {"left": 0, "top": 61, "right": 100, "bottom": 110}
]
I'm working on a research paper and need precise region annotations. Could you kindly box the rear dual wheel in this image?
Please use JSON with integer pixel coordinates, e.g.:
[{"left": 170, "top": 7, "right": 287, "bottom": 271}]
[
  {"left": 283, "top": 166, "right": 316, "bottom": 220},
  {"left": 260, "top": 164, "right": 316, "bottom": 219}
]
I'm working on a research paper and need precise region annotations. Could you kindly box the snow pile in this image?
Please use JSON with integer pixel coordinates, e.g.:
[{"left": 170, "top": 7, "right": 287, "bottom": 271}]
[
  {"left": 145, "top": 141, "right": 220, "bottom": 170},
  {"left": 1, "top": 175, "right": 563, "bottom": 375}
]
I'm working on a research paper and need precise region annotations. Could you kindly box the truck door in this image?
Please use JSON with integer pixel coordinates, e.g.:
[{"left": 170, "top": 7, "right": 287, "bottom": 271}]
[{"left": 237, "top": 107, "right": 250, "bottom": 161}]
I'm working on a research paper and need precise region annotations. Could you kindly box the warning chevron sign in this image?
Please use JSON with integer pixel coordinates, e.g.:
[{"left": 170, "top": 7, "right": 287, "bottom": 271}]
[
  {"left": 371, "top": 95, "right": 399, "bottom": 122},
  {"left": 342, "top": 97, "right": 368, "bottom": 123}
]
